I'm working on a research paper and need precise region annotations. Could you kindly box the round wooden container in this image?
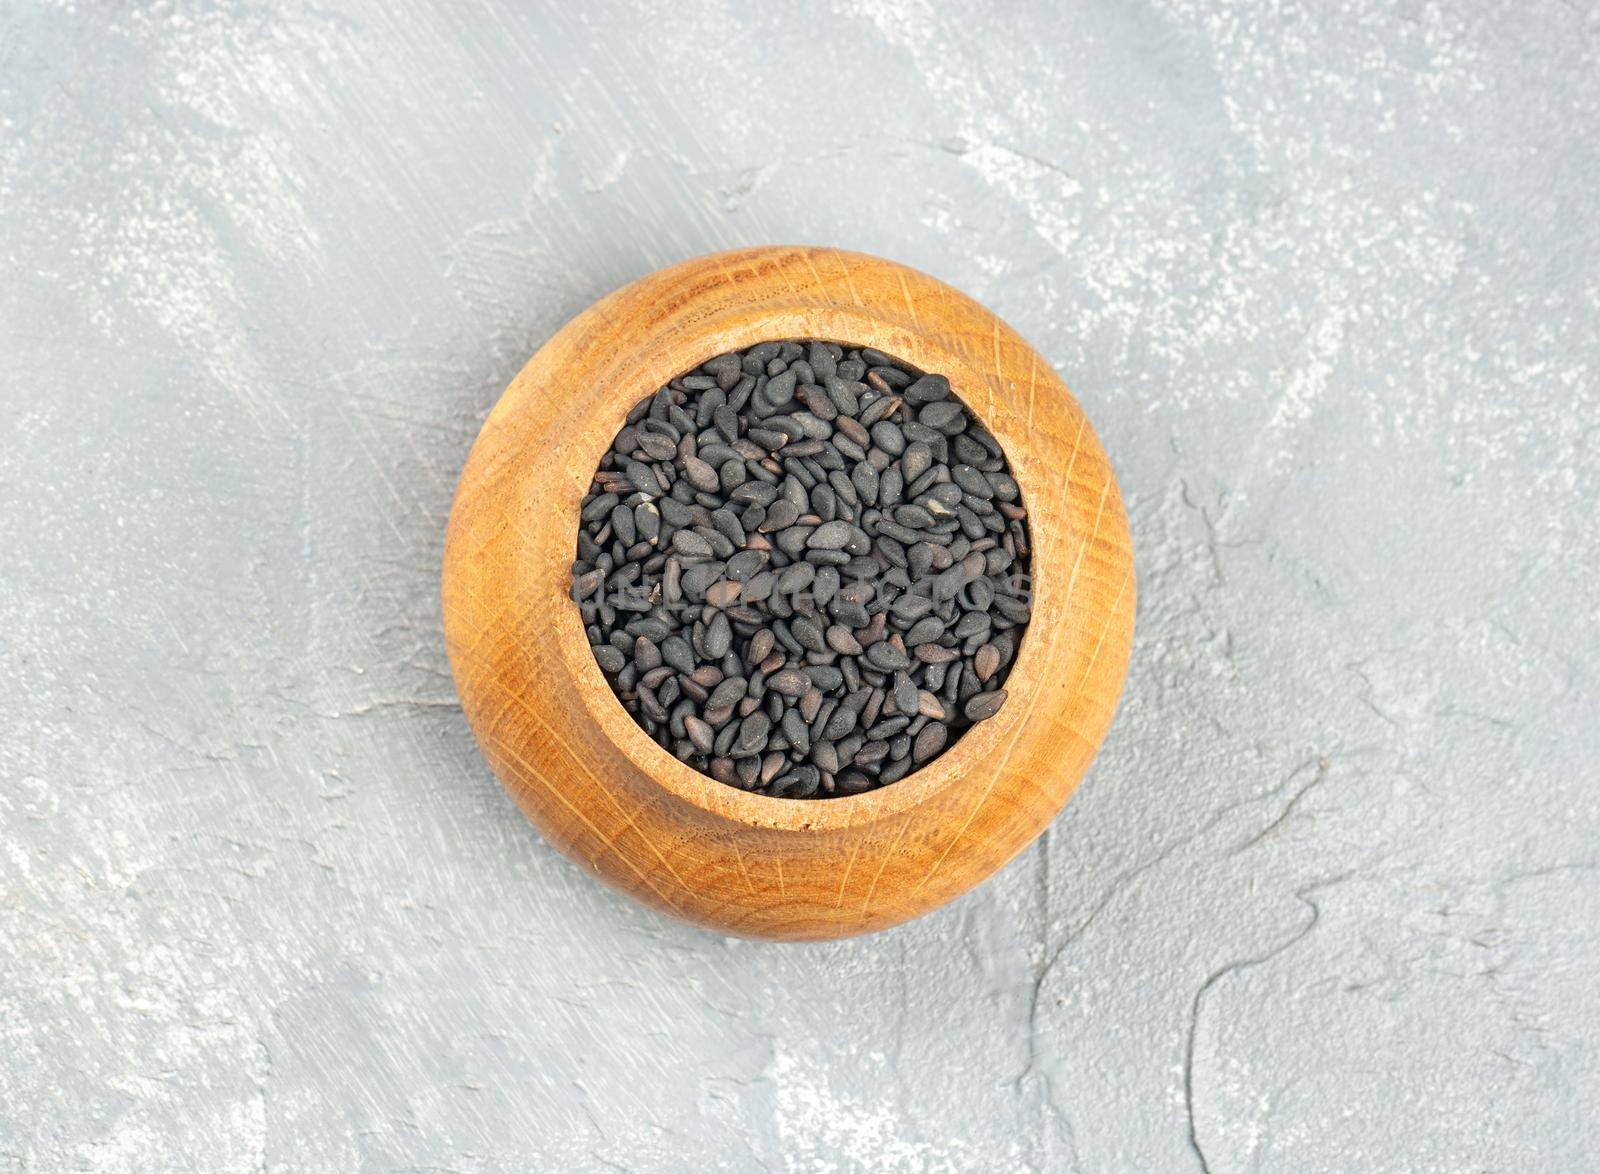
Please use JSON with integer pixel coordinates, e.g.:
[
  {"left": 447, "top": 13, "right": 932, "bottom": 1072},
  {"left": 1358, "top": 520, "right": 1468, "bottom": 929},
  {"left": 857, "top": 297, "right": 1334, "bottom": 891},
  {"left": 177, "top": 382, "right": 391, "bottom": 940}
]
[{"left": 442, "top": 246, "right": 1134, "bottom": 940}]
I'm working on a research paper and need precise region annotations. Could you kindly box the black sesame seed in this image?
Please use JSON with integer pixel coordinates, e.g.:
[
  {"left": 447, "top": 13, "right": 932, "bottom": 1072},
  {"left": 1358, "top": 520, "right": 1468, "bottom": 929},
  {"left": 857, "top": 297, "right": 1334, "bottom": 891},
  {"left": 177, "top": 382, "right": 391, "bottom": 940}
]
[
  {"left": 963, "top": 689, "right": 1008, "bottom": 722},
  {"left": 703, "top": 612, "right": 733, "bottom": 658}
]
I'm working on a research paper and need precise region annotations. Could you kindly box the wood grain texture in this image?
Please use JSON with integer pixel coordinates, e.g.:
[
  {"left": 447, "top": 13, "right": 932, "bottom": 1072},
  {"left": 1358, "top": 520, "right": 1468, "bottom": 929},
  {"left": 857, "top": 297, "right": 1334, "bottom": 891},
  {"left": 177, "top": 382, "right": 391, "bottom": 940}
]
[{"left": 442, "top": 246, "right": 1134, "bottom": 939}]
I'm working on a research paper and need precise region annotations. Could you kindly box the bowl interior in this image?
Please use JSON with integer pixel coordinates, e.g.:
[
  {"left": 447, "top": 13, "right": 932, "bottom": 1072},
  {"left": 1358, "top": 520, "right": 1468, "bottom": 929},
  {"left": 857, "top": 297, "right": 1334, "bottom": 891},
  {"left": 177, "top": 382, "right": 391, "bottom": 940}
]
[{"left": 548, "top": 311, "right": 1051, "bottom": 835}]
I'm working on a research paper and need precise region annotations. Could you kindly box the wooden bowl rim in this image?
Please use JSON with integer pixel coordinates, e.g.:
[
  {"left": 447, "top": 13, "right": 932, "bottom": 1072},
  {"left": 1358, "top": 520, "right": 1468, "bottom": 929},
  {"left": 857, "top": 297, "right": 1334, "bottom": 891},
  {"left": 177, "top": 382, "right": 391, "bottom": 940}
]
[{"left": 514, "top": 248, "right": 1090, "bottom": 836}]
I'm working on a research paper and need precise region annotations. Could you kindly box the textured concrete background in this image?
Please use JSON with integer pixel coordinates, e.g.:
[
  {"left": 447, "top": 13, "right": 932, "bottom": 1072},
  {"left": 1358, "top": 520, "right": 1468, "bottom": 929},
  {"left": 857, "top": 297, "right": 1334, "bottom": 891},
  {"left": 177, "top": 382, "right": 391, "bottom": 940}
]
[{"left": 3, "top": 1, "right": 1598, "bottom": 1170}]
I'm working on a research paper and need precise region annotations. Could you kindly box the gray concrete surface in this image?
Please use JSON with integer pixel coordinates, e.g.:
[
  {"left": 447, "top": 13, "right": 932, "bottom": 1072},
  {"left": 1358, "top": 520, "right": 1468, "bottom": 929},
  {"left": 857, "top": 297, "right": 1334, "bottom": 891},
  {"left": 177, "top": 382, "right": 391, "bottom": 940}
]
[{"left": 3, "top": 1, "right": 1598, "bottom": 1170}]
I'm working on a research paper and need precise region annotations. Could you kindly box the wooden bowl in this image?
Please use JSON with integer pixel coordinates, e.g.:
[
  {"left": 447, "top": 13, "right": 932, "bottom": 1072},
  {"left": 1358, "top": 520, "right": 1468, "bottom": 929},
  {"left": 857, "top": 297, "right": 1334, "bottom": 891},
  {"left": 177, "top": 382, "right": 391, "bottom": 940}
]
[{"left": 442, "top": 246, "right": 1134, "bottom": 940}]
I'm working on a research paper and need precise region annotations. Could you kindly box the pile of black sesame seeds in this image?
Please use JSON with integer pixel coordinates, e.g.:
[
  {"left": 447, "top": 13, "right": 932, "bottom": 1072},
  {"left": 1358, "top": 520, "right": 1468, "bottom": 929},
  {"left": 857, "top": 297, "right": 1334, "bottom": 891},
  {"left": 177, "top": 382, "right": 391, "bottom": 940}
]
[{"left": 570, "top": 340, "right": 1031, "bottom": 799}]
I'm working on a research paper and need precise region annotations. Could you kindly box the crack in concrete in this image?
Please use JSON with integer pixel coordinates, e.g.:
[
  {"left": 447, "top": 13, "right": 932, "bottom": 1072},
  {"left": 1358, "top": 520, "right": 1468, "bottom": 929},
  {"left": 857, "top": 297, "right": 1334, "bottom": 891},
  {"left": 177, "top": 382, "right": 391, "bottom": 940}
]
[
  {"left": 1227, "top": 758, "right": 1331, "bottom": 856},
  {"left": 1184, "top": 873, "right": 1352, "bottom": 1172},
  {"left": 1016, "top": 758, "right": 1331, "bottom": 1090}
]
